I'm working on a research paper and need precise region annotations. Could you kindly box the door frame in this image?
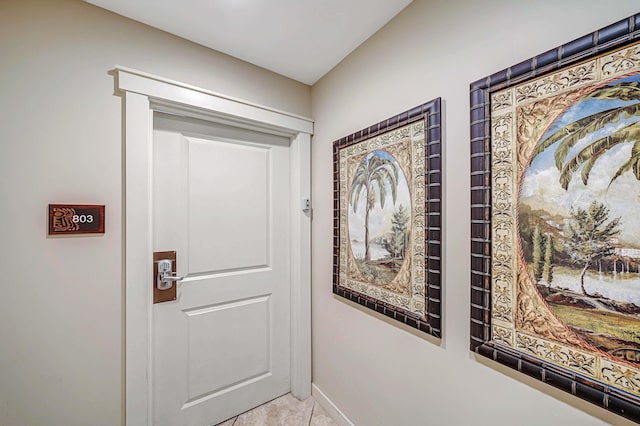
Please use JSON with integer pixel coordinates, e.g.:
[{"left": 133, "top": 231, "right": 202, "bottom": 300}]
[{"left": 115, "top": 67, "right": 313, "bottom": 426}]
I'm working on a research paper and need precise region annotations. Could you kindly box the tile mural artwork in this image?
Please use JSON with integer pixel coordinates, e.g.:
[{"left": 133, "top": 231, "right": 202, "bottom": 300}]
[
  {"left": 333, "top": 99, "right": 442, "bottom": 336},
  {"left": 490, "top": 40, "right": 640, "bottom": 396},
  {"left": 340, "top": 123, "right": 425, "bottom": 314}
]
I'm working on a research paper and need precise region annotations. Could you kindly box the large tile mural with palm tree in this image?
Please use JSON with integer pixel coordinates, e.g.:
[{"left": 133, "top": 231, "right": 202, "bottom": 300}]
[
  {"left": 333, "top": 100, "right": 442, "bottom": 336},
  {"left": 488, "top": 38, "right": 640, "bottom": 401}
]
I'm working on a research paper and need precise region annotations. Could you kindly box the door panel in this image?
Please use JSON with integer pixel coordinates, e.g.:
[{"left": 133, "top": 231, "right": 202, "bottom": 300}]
[
  {"left": 184, "top": 295, "right": 270, "bottom": 400},
  {"left": 188, "top": 139, "right": 269, "bottom": 273},
  {"left": 151, "top": 113, "right": 290, "bottom": 426}
]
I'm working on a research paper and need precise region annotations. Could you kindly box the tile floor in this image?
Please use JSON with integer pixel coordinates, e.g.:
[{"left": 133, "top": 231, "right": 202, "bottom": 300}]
[{"left": 216, "top": 393, "right": 336, "bottom": 426}]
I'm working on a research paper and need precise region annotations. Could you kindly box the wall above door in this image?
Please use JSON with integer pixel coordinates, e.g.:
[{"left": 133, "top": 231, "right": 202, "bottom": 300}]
[{"left": 84, "top": 0, "right": 413, "bottom": 84}]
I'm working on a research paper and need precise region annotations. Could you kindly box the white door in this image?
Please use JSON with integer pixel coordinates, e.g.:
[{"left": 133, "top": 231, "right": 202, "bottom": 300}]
[{"left": 151, "top": 113, "right": 291, "bottom": 426}]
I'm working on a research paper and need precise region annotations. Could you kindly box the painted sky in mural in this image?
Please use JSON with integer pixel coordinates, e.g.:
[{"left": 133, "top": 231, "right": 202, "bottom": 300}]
[{"left": 521, "top": 73, "right": 640, "bottom": 246}]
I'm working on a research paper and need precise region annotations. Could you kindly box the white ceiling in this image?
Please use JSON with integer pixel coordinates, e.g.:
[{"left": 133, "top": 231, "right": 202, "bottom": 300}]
[{"left": 85, "top": 0, "right": 413, "bottom": 85}]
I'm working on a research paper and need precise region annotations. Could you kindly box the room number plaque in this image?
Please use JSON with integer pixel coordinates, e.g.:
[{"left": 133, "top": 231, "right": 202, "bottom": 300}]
[{"left": 48, "top": 204, "right": 105, "bottom": 235}]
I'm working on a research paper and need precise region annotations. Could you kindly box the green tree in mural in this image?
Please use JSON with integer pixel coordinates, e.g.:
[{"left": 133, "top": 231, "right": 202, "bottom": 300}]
[
  {"left": 350, "top": 152, "right": 399, "bottom": 262},
  {"left": 532, "top": 224, "right": 544, "bottom": 283},
  {"left": 543, "top": 234, "right": 555, "bottom": 288},
  {"left": 389, "top": 204, "right": 410, "bottom": 259},
  {"left": 565, "top": 201, "right": 621, "bottom": 296},
  {"left": 531, "top": 81, "right": 640, "bottom": 189}
]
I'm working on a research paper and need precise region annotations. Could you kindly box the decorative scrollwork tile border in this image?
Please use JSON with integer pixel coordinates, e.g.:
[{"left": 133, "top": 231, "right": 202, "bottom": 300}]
[{"left": 470, "top": 13, "right": 640, "bottom": 423}]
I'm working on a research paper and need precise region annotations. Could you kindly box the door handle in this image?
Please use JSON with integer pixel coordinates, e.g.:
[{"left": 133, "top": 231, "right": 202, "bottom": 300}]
[{"left": 156, "top": 259, "right": 184, "bottom": 290}]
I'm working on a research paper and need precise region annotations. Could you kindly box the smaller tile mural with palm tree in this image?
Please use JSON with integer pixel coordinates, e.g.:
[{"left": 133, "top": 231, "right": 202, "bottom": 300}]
[
  {"left": 334, "top": 99, "right": 441, "bottom": 336},
  {"left": 337, "top": 120, "right": 427, "bottom": 316}
]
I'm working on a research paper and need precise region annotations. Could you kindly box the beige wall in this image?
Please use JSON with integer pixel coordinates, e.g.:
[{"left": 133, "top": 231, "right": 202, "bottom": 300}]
[
  {"left": 0, "top": 1, "right": 310, "bottom": 425},
  {"left": 311, "top": 1, "right": 640, "bottom": 425},
  {"left": 5, "top": 0, "right": 640, "bottom": 424}
]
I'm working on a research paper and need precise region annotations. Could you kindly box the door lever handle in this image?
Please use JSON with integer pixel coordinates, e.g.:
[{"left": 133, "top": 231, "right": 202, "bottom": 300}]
[{"left": 156, "top": 259, "right": 184, "bottom": 290}]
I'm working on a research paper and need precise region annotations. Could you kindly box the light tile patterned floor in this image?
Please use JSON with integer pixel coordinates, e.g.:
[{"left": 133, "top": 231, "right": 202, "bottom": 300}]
[{"left": 216, "top": 394, "right": 336, "bottom": 426}]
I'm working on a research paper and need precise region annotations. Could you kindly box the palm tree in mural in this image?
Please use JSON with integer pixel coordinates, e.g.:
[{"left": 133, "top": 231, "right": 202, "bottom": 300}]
[
  {"left": 531, "top": 81, "right": 640, "bottom": 189},
  {"left": 350, "top": 151, "right": 399, "bottom": 262}
]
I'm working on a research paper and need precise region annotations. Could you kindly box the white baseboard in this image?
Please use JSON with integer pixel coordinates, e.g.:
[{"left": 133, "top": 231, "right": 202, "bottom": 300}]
[{"left": 311, "top": 383, "right": 355, "bottom": 426}]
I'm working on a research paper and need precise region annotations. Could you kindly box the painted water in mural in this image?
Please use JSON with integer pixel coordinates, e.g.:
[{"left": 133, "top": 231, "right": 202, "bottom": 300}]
[
  {"left": 348, "top": 150, "right": 411, "bottom": 285},
  {"left": 519, "top": 72, "right": 640, "bottom": 363}
]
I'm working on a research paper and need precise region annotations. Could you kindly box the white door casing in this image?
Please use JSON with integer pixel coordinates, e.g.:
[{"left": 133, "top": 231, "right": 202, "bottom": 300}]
[{"left": 116, "top": 67, "right": 312, "bottom": 426}]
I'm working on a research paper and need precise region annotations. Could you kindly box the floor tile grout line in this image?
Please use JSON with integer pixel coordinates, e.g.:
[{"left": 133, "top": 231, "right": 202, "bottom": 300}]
[
  {"left": 215, "top": 393, "right": 335, "bottom": 426},
  {"left": 308, "top": 401, "right": 316, "bottom": 426}
]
